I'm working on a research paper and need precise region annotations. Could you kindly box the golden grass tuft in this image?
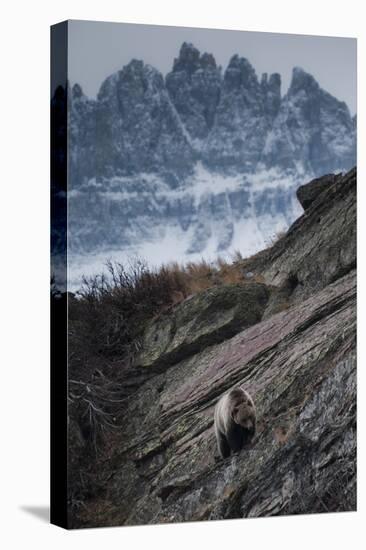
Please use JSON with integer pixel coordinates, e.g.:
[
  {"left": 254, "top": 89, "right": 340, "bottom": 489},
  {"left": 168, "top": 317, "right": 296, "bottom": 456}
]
[{"left": 161, "top": 256, "right": 247, "bottom": 298}]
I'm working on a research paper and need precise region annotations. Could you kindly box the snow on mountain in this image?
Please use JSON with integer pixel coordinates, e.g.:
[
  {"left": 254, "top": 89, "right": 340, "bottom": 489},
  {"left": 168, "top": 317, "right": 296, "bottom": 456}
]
[{"left": 64, "top": 42, "right": 356, "bottom": 289}]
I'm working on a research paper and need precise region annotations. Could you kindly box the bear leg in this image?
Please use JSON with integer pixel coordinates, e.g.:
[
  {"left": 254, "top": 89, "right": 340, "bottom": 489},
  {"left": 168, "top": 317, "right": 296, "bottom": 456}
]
[
  {"left": 227, "top": 425, "right": 244, "bottom": 453},
  {"left": 217, "top": 432, "right": 231, "bottom": 459}
]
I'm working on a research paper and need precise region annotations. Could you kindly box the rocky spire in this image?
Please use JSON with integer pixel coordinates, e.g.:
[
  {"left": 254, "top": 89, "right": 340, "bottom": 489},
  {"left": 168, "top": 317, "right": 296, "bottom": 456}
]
[
  {"left": 172, "top": 42, "right": 217, "bottom": 74},
  {"left": 166, "top": 43, "right": 221, "bottom": 139},
  {"left": 261, "top": 72, "right": 281, "bottom": 119},
  {"left": 224, "top": 54, "right": 259, "bottom": 90},
  {"left": 69, "top": 50, "right": 356, "bottom": 182},
  {"left": 289, "top": 66, "right": 320, "bottom": 95}
]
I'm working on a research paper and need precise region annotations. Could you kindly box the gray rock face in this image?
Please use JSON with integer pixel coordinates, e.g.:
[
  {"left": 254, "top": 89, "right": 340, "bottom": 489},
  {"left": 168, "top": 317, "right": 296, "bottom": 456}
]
[
  {"left": 203, "top": 55, "right": 280, "bottom": 171},
  {"left": 296, "top": 173, "right": 341, "bottom": 210},
  {"left": 135, "top": 283, "right": 270, "bottom": 369},
  {"left": 68, "top": 168, "right": 356, "bottom": 528},
  {"left": 261, "top": 72, "right": 282, "bottom": 120},
  {"left": 242, "top": 168, "right": 356, "bottom": 302},
  {"left": 69, "top": 59, "right": 195, "bottom": 185}
]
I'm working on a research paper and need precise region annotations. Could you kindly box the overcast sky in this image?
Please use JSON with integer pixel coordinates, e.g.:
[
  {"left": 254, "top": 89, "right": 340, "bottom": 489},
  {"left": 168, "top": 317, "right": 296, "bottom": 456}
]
[{"left": 67, "top": 20, "right": 357, "bottom": 114}]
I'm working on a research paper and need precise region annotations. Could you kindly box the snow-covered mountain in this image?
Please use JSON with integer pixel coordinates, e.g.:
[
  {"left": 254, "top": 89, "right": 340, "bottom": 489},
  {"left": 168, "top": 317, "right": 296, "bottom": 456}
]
[{"left": 66, "top": 42, "right": 356, "bottom": 287}]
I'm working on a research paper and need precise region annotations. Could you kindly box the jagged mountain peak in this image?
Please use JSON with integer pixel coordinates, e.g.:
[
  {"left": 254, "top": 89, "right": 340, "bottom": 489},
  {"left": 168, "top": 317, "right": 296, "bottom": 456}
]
[
  {"left": 262, "top": 64, "right": 356, "bottom": 175},
  {"left": 97, "top": 71, "right": 119, "bottom": 102},
  {"left": 224, "top": 54, "right": 258, "bottom": 89},
  {"left": 200, "top": 51, "right": 217, "bottom": 69},
  {"left": 261, "top": 72, "right": 281, "bottom": 91},
  {"left": 289, "top": 66, "right": 320, "bottom": 94},
  {"left": 71, "top": 82, "right": 84, "bottom": 99},
  {"left": 172, "top": 42, "right": 217, "bottom": 74},
  {"left": 166, "top": 43, "right": 222, "bottom": 140},
  {"left": 122, "top": 58, "right": 161, "bottom": 77},
  {"left": 173, "top": 42, "right": 200, "bottom": 73},
  {"left": 119, "top": 59, "right": 165, "bottom": 97},
  {"left": 227, "top": 53, "right": 255, "bottom": 71},
  {"left": 96, "top": 59, "right": 165, "bottom": 103},
  {"left": 68, "top": 45, "right": 356, "bottom": 188}
]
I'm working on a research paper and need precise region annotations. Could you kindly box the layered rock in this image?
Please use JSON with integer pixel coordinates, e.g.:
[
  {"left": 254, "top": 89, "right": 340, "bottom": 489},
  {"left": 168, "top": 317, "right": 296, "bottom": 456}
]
[
  {"left": 135, "top": 283, "right": 270, "bottom": 369},
  {"left": 69, "top": 168, "right": 357, "bottom": 527},
  {"left": 296, "top": 173, "right": 342, "bottom": 210},
  {"left": 240, "top": 168, "right": 356, "bottom": 304},
  {"left": 66, "top": 167, "right": 302, "bottom": 261}
]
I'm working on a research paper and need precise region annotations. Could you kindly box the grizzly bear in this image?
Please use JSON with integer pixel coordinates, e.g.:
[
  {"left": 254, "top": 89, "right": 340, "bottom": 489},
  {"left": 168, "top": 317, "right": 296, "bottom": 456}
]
[{"left": 214, "top": 387, "right": 256, "bottom": 458}]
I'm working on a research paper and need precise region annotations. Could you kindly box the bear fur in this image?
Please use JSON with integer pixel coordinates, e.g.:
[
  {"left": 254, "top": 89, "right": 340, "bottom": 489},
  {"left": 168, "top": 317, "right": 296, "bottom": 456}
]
[{"left": 214, "top": 387, "right": 256, "bottom": 458}]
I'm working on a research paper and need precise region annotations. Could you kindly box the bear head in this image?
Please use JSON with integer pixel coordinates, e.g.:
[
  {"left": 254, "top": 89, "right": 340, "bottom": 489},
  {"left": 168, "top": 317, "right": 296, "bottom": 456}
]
[{"left": 231, "top": 401, "right": 256, "bottom": 435}]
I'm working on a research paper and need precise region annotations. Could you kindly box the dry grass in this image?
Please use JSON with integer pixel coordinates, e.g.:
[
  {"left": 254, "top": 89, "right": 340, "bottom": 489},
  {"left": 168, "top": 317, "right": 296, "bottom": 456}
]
[
  {"left": 165, "top": 256, "right": 245, "bottom": 296},
  {"left": 70, "top": 259, "right": 188, "bottom": 359}
]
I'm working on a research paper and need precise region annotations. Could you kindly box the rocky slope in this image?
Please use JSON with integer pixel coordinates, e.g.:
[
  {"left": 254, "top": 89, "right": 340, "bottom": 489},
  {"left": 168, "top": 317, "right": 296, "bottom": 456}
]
[
  {"left": 65, "top": 43, "right": 356, "bottom": 281},
  {"left": 69, "top": 167, "right": 356, "bottom": 528}
]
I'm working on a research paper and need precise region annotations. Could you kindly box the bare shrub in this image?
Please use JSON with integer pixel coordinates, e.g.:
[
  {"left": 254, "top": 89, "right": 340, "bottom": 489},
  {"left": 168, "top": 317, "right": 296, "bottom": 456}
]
[
  {"left": 68, "top": 373, "right": 127, "bottom": 452},
  {"left": 69, "top": 253, "right": 266, "bottom": 366},
  {"left": 70, "top": 258, "right": 188, "bottom": 359}
]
